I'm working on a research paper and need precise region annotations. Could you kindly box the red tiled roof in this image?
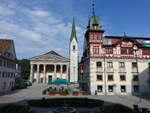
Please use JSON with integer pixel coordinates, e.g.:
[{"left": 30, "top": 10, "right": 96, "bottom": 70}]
[
  {"left": 0, "top": 39, "right": 12, "bottom": 54},
  {"left": 105, "top": 36, "right": 150, "bottom": 40}
]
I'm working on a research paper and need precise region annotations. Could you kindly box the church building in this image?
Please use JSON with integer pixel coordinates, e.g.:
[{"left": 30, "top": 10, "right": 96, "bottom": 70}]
[
  {"left": 29, "top": 20, "right": 79, "bottom": 84},
  {"left": 69, "top": 19, "right": 78, "bottom": 83},
  {"left": 30, "top": 51, "right": 69, "bottom": 83}
]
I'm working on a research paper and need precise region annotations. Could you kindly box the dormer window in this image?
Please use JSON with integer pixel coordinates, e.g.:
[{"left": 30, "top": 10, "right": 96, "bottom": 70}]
[
  {"left": 121, "top": 48, "right": 133, "bottom": 55},
  {"left": 4, "top": 52, "right": 13, "bottom": 59}
]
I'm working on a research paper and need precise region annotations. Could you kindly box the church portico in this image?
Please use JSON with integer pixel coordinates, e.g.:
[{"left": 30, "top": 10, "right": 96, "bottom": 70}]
[
  {"left": 30, "top": 51, "right": 69, "bottom": 84},
  {"left": 30, "top": 63, "right": 69, "bottom": 83}
]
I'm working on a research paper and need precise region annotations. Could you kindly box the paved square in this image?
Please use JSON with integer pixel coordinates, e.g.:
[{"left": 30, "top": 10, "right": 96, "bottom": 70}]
[{"left": 0, "top": 84, "right": 150, "bottom": 109}]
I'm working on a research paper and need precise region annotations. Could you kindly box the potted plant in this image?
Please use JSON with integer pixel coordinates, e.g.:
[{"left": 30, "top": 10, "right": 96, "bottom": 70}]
[
  {"left": 60, "top": 90, "right": 68, "bottom": 96},
  {"left": 82, "top": 91, "right": 89, "bottom": 96},
  {"left": 72, "top": 91, "right": 78, "bottom": 96},
  {"left": 49, "top": 90, "right": 56, "bottom": 96}
]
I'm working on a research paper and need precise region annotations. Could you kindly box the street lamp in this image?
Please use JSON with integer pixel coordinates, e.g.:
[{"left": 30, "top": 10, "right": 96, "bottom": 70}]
[{"left": 133, "top": 45, "right": 142, "bottom": 104}]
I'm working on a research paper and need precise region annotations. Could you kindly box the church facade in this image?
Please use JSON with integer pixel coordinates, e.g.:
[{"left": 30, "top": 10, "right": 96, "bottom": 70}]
[
  {"left": 30, "top": 51, "right": 69, "bottom": 83},
  {"left": 80, "top": 12, "right": 150, "bottom": 95}
]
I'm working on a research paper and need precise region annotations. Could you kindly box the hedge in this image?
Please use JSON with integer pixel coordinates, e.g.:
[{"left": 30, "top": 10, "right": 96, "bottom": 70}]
[
  {"left": 102, "top": 104, "right": 140, "bottom": 113},
  {"left": 28, "top": 98, "right": 104, "bottom": 108},
  {"left": 0, "top": 104, "right": 31, "bottom": 113}
]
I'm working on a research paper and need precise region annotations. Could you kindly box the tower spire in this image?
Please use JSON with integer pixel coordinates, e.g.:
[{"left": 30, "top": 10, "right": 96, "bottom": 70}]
[
  {"left": 70, "top": 18, "right": 77, "bottom": 42},
  {"left": 92, "top": 0, "right": 95, "bottom": 16},
  {"left": 87, "top": 0, "right": 101, "bottom": 30},
  {"left": 91, "top": 0, "right": 95, "bottom": 16}
]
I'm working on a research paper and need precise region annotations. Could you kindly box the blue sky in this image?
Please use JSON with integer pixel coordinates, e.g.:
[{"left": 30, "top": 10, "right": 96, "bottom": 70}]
[{"left": 0, "top": 0, "right": 150, "bottom": 59}]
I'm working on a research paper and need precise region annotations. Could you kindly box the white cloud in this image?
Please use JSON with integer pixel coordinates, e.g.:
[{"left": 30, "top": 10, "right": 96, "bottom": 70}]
[
  {"left": 0, "top": 2, "right": 84, "bottom": 59},
  {"left": 0, "top": 20, "right": 44, "bottom": 43},
  {"left": 27, "top": 10, "right": 50, "bottom": 17},
  {"left": 0, "top": 6, "right": 15, "bottom": 15}
]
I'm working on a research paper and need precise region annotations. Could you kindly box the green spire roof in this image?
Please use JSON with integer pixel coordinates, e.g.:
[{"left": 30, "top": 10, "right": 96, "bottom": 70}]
[
  {"left": 87, "top": 11, "right": 100, "bottom": 30},
  {"left": 70, "top": 18, "right": 77, "bottom": 42},
  {"left": 87, "top": 12, "right": 100, "bottom": 30},
  {"left": 93, "top": 12, "right": 99, "bottom": 25}
]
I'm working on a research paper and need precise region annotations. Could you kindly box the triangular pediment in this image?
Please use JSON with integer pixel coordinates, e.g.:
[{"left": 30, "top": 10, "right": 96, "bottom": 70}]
[{"left": 30, "top": 51, "right": 69, "bottom": 62}]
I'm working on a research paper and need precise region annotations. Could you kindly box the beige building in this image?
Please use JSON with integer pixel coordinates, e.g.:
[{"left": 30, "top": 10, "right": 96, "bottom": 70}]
[
  {"left": 0, "top": 39, "right": 18, "bottom": 94},
  {"left": 30, "top": 51, "right": 69, "bottom": 83},
  {"left": 81, "top": 58, "right": 150, "bottom": 95}
]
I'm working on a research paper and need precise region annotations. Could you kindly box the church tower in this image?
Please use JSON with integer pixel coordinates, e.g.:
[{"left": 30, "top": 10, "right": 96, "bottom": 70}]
[{"left": 69, "top": 19, "right": 78, "bottom": 83}]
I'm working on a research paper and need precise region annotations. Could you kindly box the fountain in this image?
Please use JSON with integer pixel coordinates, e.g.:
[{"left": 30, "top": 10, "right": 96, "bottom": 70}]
[{"left": 53, "top": 107, "right": 77, "bottom": 113}]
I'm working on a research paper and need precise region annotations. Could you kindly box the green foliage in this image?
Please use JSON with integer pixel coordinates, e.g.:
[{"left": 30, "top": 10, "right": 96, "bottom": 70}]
[
  {"left": 20, "top": 59, "right": 30, "bottom": 80},
  {"left": 28, "top": 98, "right": 104, "bottom": 108},
  {"left": 60, "top": 89, "right": 68, "bottom": 94},
  {"left": 14, "top": 82, "right": 27, "bottom": 89},
  {"left": 0, "top": 104, "right": 30, "bottom": 113},
  {"left": 72, "top": 91, "right": 78, "bottom": 94},
  {"left": 49, "top": 90, "right": 56, "bottom": 94},
  {"left": 26, "top": 81, "right": 32, "bottom": 86},
  {"left": 43, "top": 87, "right": 68, "bottom": 94},
  {"left": 102, "top": 104, "right": 140, "bottom": 113}
]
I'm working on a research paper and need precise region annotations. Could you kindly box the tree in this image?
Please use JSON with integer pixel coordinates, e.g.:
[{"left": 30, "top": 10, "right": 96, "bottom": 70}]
[{"left": 19, "top": 59, "right": 30, "bottom": 80}]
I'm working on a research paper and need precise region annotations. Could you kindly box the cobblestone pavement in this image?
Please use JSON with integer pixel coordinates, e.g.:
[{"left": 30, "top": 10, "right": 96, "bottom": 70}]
[{"left": 0, "top": 84, "right": 150, "bottom": 112}]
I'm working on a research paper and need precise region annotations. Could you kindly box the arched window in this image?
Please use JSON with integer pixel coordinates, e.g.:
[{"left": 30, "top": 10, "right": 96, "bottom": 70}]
[{"left": 73, "top": 45, "right": 76, "bottom": 50}]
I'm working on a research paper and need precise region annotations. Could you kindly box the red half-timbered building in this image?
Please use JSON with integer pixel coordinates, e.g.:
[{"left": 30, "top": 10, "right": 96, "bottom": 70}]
[{"left": 80, "top": 11, "right": 150, "bottom": 95}]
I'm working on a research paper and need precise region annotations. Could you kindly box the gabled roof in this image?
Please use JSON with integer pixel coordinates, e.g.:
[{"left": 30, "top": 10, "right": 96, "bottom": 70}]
[
  {"left": 0, "top": 39, "right": 12, "bottom": 54},
  {"left": 105, "top": 36, "right": 150, "bottom": 40},
  {"left": 104, "top": 35, "right": 150, "bottom": 48},
  {"left": 45, "top": 50, "right": 61, "bottom": 56},
  {"left": 0, "top": 39, "right": 18, "bottom": 62},
  {"left": 112, "top": 37, "right": 143, "bottom": 47},
  {"left": 30, "top": 50, "right": 69, "bottom": 62}
]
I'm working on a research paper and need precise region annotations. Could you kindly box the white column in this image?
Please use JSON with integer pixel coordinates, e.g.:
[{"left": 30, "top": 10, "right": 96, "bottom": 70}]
[
  {"left": 37, "top": 64, "right": 40, "bottom": 83},
  {"left": 60, "top": 64, "right": 63, "bottom": 78},
  {"left": 54, "top": 64, "right": 56, "bottom": 80},
  {"left": 30, "top": 64, "right": 33, "bottom": 82},
  {"left": 44, "top": 64, "right": 46, "bottom": 83},
  {"left": 66, "top": 65, "right": 68, "bottom": 80}
]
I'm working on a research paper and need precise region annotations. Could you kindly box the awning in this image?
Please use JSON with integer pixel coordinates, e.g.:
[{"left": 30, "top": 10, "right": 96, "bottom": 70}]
[
  {"left": 48, "top": 78, "right": 69, "bottom": 85},
  {"left": 15, "top": 77, "right": 25, "bottom": 83}
]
